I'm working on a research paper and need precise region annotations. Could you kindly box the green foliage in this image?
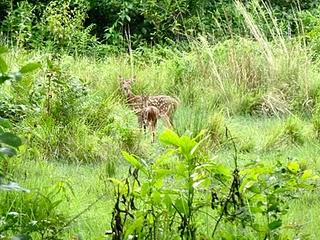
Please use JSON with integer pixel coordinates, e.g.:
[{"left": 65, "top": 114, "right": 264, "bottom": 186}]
[
  {"left": 37, "top": 0, "right": 97, "bottom": 53},
  {"left": 299, "top": 4, "right": 320, "bottom": 56},
  {"left": 0, "top": 183, "right": 70, "bottom": 239},
  {"left": 1, "top": 1, "right": 35, "bottom": 48},
  {"left": 207, "top": 111, "right": 226, "bottom": 145},
  {"left": 264, "top": 116, "right": 305, "bottom": 151},
  {"left": 312, "top": 94, "right": 320, "bottom": 138},
  {"left": 1, "top": 0, "right": 97, "bottom": 53},
  {"left": 2, "top": 11, "right": 320, "bottom": 236},
  {"left": 283, "top": 117, "right": 305, "bottom": 145},
  {"left": 0, "top": 49, "right": 73, "bottom": 239},
  {"left": 0, "top": 46, "right": 39, "bottom": 191},
  {"left": 241, "top": 159, "right": 318, "bottom": 239},
  {"left": 107, "top": 129, "right": 318, "bottom": 239},
  {"left": 1, "top": 0, "right": 319, "bottom": 50}
]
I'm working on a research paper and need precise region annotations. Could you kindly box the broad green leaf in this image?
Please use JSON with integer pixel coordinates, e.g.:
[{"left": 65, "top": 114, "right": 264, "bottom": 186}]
[
  {"left": 195, "top": 163, "right": 231, "bottom": 177},
  {"left": 219, "top": 231, "right": 236, "bottom": 240},
  {"left": 179, "top": 135, "right": 196, "bottom": 158},
  {"left": 214, "top": 164, "right": 232, "bottom": 177},
  {"left": 163, "top": 194, "right": 173, "bottom": 209},
  {"left": 159, "top": 129, "right": 181, "bottom": 147},
  {"left": 0, "top": 118, "right": 12, "bottom": 129},
  {"left": 268, "top": 219, "right": 282, "bottom": 230},
  {"left": 0, "top": 46, "right": 8, "bottom": 54},
  {"left": 175, "top": 162, "right": 187, "bottom": 177},
  {"left": 20, "top": 62, "right": 41, "bottom": 74},
  {"left": 252, "top": 223, "right": 267, "bottom": 232},
  {"left": 154, "top": 179, "right": 163, "bottom": 189},
  {"left": 107, "top": 178, "right": 124, "bottom": 187},
  {"left": 250, "top": 206, "right": 264, "bottom": 214},
  {"left": 124, "top": 216, "right": 143, "bottom": 238},
  {"left": 301, "top": 169, "right": 313, "bottom": 180},
  {"left": 248, "top": 184, "right": 261, "bottom": 194},
  {"left": 121, "top": 151, "right": 147, "bottom": 174},
  {"left": 0, "top": 132, "right": 22, "bottom": 147},
  {"left": 287, "top": 161, "right": 299, "bottom": 173},
  {"left": 151, "top": 191, "right": 161, "bottom": 204},
  {"left": 0, "top": 57, "right": 8, "bottom": 74},
  {"left": 147, "top": 213, "right": 154, "bottom": 224},
  {"left": 241, "top": 180, "right": 261, "bottom": 193},
  {"left": 174, "top": 197, "right": 189, "bottom": 215},
  {"left": 190, "top": 135, "right": 209, "bottom": 156},
  {"left": 154, "top": 169, "right": 174, "bottom": 178},
  {"left": 0, "top": 147, "right": 17, "bottom": 157},
  {"left": 141, "top": 182, "right": 151, "bottom": 197},
  {"left": 162, "top": 188, "right": 180, "bottom": 195}
]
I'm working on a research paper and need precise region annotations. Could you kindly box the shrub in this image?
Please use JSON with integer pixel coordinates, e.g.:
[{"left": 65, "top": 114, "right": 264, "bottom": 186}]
[
  {"left": 106, "top": 129, "right": 318, "bottom": 239},
  {"left": 1, "top": 1, "right": 35, "bottom": 48},
  {"left": 0, "top": 185, "right": 69, "bottom": 239},
  {"left": 264, "top": 116, "right": 305, "bottom": 150}
]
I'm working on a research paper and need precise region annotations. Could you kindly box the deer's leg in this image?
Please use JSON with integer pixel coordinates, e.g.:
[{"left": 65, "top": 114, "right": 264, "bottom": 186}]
[
  {"left": 138, "top": 114, "right": 146, "bottom": 134},
  {"left": 143, "top": 121, "right": 147, "bottom": 134},
  {"left": 150, "top": 121, "right": 156, "bottom": 143},
  {"left": 151, "top": 129, "right": 155, "bottom": 143}
]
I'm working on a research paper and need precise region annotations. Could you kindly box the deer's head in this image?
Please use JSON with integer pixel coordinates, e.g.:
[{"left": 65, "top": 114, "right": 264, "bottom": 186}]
[{"left": 119, "top": 76, "right": 136, "bottom": 97}]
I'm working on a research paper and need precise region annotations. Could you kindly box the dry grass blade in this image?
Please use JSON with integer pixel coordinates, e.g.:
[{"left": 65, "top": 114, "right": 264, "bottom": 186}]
[{"left": 235, "top": 0, "right": 274, "bottom": 68}]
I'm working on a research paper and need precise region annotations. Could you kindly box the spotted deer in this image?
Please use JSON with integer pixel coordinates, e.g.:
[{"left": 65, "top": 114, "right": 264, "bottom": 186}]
[
  {"left": 119, "top": 76, "right": 179, "bottom": 129},
  {"left": 141, "top": 95, "right": 160, "bottom": 142}
]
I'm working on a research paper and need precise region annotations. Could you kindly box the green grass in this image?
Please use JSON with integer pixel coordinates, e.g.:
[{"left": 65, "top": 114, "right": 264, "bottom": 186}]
[
  {"left": 2, "top": 26, "right": 320, "bottom": 238},
  {"left": 6, "top": 115, "right": 320, "bottom": 239}
]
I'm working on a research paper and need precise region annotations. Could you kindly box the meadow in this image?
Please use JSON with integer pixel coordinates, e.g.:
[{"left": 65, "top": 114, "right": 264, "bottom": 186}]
[{"left": 1, "top": 1, "right": 320, "bottom": 239}]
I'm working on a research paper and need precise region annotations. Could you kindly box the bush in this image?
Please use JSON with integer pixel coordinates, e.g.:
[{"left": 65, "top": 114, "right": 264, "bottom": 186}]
[
  {"left": 106, "top": 129, "right": 318, "bottom": 239},
  {"left": 0, "top": 186, "right": 69, "bottom": 239}
]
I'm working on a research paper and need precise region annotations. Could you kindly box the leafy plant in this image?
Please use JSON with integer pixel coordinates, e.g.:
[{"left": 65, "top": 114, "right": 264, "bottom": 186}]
[
  {"left": 0, "top": 46, "right": 44, "bottom": 239},
  {"left": 241, "top": 159, "right": 318, "bottom": 239},
  {"left": 0, "top": 46, "right": 40, "bottom": 189},
  {"left": 1, "top": 1, "right": 35, "bottom": 48},
  {"left": 107, "top": 129, "right": 318, "bottom": 239},
  {"left": 0, "top": 182, "right": 71, "bottom": 239}
]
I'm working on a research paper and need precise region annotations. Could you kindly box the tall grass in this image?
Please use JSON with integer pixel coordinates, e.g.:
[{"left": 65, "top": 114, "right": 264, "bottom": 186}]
[{"left": 1, "top": 1, "right": 320, "bottom": 239}]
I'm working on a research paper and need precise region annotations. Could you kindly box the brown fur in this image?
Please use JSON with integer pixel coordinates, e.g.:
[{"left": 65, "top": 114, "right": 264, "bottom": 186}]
[
  {"left": 120, "top": 76, "right": 179, "bottom": 129},
  {"left": 141, "top": 96, "right": 160, "bottom": 143}
]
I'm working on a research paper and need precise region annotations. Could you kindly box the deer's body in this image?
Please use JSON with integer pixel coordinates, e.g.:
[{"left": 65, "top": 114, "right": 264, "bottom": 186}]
[
  {"left": 120, "top": 77, "right": 179, "bottom": 129},
  {"left": 141, "top": 96, "right": 160, "bottom": 142}
]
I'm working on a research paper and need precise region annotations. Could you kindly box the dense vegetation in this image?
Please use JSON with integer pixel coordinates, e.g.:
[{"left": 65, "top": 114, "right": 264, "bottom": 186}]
[
  {"left": 1, "top": 0, "right": 320, "bottom": 52},
  {"left": 1, "top": 0, "right": 320, "bottom": 239}
]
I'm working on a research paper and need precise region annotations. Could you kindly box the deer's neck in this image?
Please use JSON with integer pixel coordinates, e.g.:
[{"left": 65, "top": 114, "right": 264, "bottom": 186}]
[
  {"left": 124, "top": 89, "right": 135, "bottom": 100},
  {"left": 125, "top": 90, "right": 142, "bottom": 110}
]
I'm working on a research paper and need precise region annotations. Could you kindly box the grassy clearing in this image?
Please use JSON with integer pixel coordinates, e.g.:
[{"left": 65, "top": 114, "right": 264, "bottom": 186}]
[
  {"left": 8, "top": 115, "right": 320, "bottom": 239},
  {"left": 2, "top": 6, "right": 320, "bottom": 237}
]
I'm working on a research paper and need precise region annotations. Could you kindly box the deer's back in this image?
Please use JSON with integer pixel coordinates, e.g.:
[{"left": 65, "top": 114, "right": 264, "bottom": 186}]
[{"left": 148, "top": 95, "right": 179, "bottom": 116}]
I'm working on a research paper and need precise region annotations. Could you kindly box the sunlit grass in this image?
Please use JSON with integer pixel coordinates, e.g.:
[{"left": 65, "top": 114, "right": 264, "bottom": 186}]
[{"left": 2, "top": 4, "right": 320, "bottom": 237}]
